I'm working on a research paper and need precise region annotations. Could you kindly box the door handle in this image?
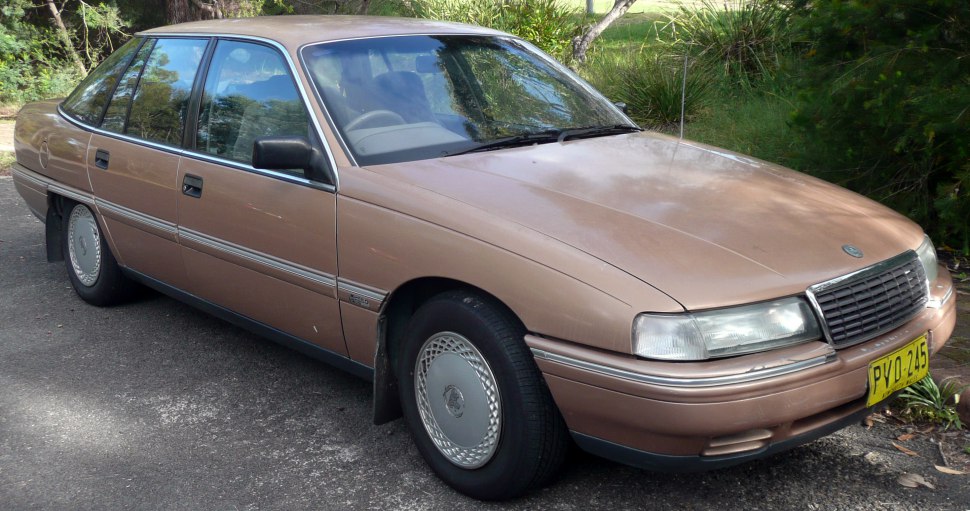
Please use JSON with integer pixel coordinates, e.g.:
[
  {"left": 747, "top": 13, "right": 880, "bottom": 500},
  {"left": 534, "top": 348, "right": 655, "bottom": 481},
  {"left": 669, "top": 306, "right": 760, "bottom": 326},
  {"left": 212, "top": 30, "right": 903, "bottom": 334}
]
[
  {"left": 94, "top": 149, "right": 110, "bottom": 169},
  {"left": 182, "top": 174, "right": 203, "bottom": 198}
]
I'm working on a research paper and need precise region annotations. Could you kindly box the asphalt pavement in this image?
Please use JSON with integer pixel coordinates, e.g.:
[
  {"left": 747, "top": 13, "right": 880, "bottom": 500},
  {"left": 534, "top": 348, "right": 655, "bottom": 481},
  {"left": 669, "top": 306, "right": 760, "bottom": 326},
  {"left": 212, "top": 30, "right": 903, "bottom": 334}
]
[{"left": 1, "top": 176, "right": 968, "bottom": 510}]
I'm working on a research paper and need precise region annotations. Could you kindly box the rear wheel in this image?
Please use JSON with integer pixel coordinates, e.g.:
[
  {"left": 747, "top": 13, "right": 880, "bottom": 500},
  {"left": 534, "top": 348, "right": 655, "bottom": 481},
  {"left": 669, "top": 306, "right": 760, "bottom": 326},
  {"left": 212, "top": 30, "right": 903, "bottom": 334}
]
[
  {"left": 398, "top": 290, "right": 568, "bottom": 500},
  {"left": 62, "top": 202, "right": 136, "bottom": 306}
]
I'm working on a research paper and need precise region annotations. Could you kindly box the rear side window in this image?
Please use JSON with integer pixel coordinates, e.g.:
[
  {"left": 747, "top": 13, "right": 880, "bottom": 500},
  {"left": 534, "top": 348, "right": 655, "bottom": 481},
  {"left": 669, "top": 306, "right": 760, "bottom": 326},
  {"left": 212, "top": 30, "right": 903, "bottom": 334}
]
[
  {"left": 62, "top": 38, "right": 142, "bottom": 125},
  {"left": 126, "top": 38, "right": 208, "bottom": 146},
  {"left": 195, "top": 40, "right": 309, "bottom": 168}
]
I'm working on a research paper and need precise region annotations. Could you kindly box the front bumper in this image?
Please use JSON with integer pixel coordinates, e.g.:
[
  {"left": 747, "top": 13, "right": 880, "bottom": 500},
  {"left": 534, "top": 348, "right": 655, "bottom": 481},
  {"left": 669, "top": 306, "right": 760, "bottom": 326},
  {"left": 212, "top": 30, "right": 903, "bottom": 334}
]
[{"left": 528, "top": 271, "right": 956, "bottom": 470}]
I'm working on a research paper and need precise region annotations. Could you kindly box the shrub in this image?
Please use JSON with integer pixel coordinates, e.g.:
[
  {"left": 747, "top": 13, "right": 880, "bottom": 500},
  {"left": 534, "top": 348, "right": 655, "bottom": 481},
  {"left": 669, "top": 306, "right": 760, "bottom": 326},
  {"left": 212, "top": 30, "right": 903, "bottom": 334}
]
[
  {"left": 584, "top": 49, "right": 712, "bottom": 130},
  {"left": 673, "top": 0, "right": 793, "bottom": 87},
  {"left": 409, "top": 0, "right": 584, "bottom": 61},
  {"left": 789, "top": 0, "right": 970, "bottom": 254},
  {"left": 897, "top": 376, "right": 967, "bottom": 430}
]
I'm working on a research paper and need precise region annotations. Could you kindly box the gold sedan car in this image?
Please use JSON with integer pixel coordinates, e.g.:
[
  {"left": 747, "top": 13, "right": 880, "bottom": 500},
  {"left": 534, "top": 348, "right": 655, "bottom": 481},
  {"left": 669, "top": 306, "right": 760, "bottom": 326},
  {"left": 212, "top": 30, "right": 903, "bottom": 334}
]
[{"left": 11, "top": 16, "right": 956, "bottom": 500}]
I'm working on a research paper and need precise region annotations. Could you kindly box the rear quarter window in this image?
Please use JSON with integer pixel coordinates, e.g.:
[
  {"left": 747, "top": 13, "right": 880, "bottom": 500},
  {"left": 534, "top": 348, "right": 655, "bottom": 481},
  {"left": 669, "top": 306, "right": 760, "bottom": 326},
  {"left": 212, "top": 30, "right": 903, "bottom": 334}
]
[{"left": 62, "top": 38, "right": 142, "bottom": 125}]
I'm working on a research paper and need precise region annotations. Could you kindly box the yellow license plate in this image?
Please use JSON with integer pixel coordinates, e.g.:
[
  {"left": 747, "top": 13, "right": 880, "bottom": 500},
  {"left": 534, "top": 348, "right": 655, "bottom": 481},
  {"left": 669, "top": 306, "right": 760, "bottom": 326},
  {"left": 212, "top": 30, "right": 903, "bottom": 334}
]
[{"left": 866, "top": 333, "right": 929, "bottom": 407}]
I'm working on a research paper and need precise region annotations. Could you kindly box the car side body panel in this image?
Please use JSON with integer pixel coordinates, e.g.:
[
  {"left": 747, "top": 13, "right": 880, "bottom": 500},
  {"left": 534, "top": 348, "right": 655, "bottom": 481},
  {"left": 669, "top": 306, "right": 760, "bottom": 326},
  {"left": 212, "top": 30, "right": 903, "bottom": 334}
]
[
  {"left": 14, "top": 100, "right": 93, "bottom": 217},
  {"left": 86, "top": 134, "right": 188, "bottom": 289},
  {"left": 176, "top": 155, "right": 346, "bottom": 355}
]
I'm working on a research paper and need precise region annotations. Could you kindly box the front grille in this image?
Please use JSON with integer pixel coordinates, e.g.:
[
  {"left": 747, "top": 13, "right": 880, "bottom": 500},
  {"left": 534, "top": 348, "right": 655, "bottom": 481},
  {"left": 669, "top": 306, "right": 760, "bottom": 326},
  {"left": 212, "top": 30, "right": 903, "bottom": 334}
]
[{"left": 808, "top": 252, "right": 928, "bottom": 347}]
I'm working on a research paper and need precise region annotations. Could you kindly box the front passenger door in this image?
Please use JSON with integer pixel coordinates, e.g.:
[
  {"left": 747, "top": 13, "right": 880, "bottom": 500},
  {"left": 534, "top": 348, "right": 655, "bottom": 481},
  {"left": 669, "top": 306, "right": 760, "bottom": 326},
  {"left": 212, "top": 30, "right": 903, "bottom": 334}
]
[{"left": 177, "top": 39, "right": 344, "bottom": 355}]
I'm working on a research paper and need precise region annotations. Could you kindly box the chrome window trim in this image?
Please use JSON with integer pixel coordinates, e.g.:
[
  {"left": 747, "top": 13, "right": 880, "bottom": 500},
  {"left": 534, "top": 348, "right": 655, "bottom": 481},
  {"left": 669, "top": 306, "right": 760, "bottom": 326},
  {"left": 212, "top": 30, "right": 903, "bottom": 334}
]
[
  {"left": 58, "top": 32, "right": 340, "bottom": 191},
  {"left": 150, "top": 32, "right": 340, "bottom": 188},
  {"left": 57, "top": 103, "right": 335, "bottom": 193},
  {"left": 531, "top": 348, "right": 835, "bottom": 388},
  {"left": 804, "top": 250, "right": 923, "bottom": 347},
  {"left": 181, "top": 150, "right": 336, "bottom": 193},
  {"left": 179, "top": 227, "right": 337, "bottom": 290},
  {"left": 59, "top": 103, "right": 184, "bottom": 155}
]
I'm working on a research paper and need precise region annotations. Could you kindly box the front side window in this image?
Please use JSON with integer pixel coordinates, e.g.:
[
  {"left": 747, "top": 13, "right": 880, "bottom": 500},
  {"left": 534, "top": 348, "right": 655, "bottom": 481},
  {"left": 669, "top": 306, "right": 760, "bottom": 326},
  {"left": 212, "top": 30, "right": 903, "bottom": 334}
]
[
  {"left": 62, "top": 38, "right": 142, "bottom": 125},
  {"left": 302, "top": 35, "right": 630, "bottom": 166},
  {"left": 195, "top": 40, "right": 310, "bottom": 172},
  {"left": 126, "top": 38, "right": 208, "bottom": 146}
]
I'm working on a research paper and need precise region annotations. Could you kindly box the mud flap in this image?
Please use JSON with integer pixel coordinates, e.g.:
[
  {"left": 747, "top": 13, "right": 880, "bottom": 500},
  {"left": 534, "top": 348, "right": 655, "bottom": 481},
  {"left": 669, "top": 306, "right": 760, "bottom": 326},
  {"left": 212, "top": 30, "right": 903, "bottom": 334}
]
[
  {"left": 373, "top": 316, "right": 402, "bottom": 425},
  {"left": 45, "top": 202, "right": 63, "bottom": 262}
]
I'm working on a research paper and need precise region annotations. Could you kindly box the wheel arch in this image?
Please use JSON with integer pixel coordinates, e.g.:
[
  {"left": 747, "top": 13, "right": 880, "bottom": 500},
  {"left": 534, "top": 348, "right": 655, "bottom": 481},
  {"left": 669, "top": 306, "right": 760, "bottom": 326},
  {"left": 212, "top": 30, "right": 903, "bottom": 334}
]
[{"left": 372, "top": 276, "right": 524, "bottom": 425}]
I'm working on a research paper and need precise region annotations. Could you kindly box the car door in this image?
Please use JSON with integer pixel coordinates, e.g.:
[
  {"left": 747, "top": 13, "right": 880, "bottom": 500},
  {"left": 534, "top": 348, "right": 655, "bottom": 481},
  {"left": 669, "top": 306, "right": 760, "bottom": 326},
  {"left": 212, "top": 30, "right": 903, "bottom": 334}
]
[
  {"left": 88, "top": 37, "right": 210, "bottom": 290},
  {"left": 177, "top": 38, "right": 345, "bottom": 355}
]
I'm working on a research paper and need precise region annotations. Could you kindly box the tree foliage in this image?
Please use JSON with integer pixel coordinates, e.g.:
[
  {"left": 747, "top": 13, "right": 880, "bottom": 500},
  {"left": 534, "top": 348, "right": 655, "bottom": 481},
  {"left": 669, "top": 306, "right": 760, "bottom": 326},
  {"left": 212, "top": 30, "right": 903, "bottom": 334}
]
[
  {"left": 408, "top": 0, "right": 584, "bottom": 61},
  {"left": 789, "top": 0, "right": 970, "bottom": 253}
]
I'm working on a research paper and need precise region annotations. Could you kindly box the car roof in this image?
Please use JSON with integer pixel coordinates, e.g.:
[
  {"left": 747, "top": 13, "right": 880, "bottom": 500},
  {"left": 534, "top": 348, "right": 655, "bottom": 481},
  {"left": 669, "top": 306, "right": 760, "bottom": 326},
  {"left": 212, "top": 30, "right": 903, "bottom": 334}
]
[{"left": 139, "top": 15, "right": 507, "bottom": 48}]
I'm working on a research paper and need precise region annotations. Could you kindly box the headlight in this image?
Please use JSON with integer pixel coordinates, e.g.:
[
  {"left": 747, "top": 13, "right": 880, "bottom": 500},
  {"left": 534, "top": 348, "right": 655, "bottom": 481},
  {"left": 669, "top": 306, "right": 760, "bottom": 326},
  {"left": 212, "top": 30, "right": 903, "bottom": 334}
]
[
  {"left": 915, "top": 235, "right": 938, "bottom": 285},
  {"left": 633, "top": 297, "right": 822, "bottom": 361}
]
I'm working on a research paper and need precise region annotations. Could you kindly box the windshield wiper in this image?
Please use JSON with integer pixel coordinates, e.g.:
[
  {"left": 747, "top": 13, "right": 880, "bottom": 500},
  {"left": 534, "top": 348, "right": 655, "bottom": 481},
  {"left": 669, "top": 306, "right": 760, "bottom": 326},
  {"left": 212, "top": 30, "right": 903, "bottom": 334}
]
[
  {"left": 445, "top": 124, "right": 642, "bottom": 157},
  {"left": 446, "top": 129, "right": 562, "bottom": 156},
  {"left": 555, "top": 124, "right": 642, "bottom": 142}
]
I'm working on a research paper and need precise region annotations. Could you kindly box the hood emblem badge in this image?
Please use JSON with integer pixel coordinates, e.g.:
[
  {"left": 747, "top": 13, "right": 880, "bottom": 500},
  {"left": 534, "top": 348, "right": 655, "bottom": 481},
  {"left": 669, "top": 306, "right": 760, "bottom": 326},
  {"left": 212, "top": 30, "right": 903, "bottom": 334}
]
[{"left": 842, "top": 244, "right": 864, "bottom": 258}]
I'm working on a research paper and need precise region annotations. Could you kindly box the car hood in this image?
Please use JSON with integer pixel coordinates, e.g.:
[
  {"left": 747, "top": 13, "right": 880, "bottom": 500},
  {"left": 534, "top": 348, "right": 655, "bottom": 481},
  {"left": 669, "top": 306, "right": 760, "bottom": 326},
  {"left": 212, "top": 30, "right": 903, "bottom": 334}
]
[{"left": 365, "top": 132, "right": 924, "bottom": 310}]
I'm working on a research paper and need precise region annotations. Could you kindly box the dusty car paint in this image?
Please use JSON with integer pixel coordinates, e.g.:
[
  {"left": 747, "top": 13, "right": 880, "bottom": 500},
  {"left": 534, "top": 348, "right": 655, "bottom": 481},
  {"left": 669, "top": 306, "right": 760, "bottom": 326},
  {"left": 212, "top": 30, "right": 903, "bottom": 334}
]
[{"left": 11, "top": 15, "right": 956, "bottom": 496}]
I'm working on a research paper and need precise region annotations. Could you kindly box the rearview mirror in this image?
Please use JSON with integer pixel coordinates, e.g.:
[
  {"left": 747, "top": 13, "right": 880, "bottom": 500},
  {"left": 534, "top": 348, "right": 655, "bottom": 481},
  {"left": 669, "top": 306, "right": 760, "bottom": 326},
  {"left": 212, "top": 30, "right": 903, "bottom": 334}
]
[{"left": 252, "top": 136, "right": 312, "bottom": 170}]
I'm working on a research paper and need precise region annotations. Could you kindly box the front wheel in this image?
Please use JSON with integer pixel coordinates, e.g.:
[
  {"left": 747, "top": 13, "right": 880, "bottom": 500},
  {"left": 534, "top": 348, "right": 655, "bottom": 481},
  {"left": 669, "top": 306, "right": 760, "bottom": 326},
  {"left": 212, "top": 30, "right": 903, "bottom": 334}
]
[
  {"left": 62, "top": 201, "right": 137, "bottom": 306},
  {"left": 398, "top": 291, "right": 568, "bottom": 500}
]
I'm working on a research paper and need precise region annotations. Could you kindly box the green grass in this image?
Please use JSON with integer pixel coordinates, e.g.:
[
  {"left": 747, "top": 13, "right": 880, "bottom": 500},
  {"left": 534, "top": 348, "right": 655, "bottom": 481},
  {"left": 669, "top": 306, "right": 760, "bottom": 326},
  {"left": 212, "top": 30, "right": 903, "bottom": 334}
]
[
  {"left": 682, "top": 88, "right": 800, "bottom": 166},
  {"left": 595, "top": 12, "right": 675, "bottom": 52},
  {"left": 0, "top": 152, "right": 15, "bottom": 177}
]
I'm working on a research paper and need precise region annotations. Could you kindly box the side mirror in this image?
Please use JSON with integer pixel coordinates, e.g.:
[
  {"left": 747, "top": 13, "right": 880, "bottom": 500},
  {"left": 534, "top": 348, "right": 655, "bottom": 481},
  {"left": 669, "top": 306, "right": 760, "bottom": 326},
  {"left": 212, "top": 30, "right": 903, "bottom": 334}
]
[
  {"left": 252, "top": 136, "right": 312, "bottom": 171},
  {"left": 613, "top": 101, "right": 628, "bottom": 114}
]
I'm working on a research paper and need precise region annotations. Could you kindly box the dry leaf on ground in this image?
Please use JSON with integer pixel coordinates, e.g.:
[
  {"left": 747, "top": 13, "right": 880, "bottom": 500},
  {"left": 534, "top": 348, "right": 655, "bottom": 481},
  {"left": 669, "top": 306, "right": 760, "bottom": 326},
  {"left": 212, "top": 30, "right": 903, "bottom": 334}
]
[
  {"left": 897, "top": 473, "right": 936, "bottom": 489},
  {"left": 892, "top": 442, "right": 920, "bottom": 457},
  {"left": 934, "top": 465, "right": 967, "bottom": 475}
]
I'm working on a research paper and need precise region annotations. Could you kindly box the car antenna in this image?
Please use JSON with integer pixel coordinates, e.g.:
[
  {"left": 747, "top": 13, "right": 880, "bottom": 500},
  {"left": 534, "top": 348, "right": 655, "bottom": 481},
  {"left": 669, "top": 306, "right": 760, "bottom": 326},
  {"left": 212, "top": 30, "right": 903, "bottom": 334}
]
[{"left": 679, "top": 41, "right": 688, "bottom": 140}]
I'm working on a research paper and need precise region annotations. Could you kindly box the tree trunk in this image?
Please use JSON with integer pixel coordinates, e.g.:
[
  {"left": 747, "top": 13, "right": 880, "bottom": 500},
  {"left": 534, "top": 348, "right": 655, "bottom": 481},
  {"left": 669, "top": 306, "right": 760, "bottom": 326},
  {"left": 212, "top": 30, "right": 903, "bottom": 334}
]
[
  {"left": 167, "top": 0, "right": 191, "bottom": 24},
  {"left": 571, "top": 0, "right": 638, "bottom": 64},
  {"left": 191, "top": 0, "right": 224, "bottom": 19},
  {"left": 358, "top": 0, "right": 372, "bottom": 15},
  {"left": 45, "top": 0, "right": 86, "bottom": 75}
]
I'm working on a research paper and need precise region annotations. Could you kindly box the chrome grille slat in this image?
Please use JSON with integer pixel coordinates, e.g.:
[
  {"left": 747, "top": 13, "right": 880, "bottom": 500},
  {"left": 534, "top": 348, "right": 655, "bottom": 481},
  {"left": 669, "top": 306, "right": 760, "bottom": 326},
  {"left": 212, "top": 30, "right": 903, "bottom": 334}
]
[{"left": 807, "top": 251, "right": 928, "bottom": 348}]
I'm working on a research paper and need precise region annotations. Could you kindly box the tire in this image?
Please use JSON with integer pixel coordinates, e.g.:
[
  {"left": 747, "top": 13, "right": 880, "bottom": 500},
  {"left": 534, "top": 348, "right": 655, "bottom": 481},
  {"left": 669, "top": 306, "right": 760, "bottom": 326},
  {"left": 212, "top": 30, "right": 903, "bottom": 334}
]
[
  {"left": 61, "top": 201, "right": 136, "bottom": 306},
  {"left": 398, "top": 290, "right": 568, "bottom": 500}
]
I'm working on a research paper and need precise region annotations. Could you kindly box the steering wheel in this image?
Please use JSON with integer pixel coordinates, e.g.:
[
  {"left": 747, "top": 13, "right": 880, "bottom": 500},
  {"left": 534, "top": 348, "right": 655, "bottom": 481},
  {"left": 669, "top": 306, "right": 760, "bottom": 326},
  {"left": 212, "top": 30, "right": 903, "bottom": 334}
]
[{"left": 345, "top": 110, "right": 407, "bottom": 131}]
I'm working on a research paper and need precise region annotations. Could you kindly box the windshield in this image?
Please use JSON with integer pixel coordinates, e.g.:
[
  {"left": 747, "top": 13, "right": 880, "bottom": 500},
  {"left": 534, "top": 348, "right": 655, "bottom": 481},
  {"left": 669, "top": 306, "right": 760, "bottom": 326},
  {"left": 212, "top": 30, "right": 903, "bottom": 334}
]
[{"left": 301, "top": 35, "right": 634, "bottom": 166}]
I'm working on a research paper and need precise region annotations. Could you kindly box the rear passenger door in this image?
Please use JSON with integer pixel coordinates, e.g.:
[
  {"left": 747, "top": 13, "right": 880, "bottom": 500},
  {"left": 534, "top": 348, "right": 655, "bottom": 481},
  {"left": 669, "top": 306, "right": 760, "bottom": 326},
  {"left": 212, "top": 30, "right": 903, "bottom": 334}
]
[
  {"left": 88, "top": 37, "right": 209, "bottom": 290},
  {"left": 177, "top": 39, "right": 345, "bottom": 355}
]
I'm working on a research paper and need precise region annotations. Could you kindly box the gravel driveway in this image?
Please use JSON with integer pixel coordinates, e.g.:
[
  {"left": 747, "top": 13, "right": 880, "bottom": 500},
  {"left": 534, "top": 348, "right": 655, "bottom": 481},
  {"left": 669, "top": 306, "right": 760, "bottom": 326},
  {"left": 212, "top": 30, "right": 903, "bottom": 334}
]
[{"left": 1, "top": 177, "right": 968, "bottom": 510}]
